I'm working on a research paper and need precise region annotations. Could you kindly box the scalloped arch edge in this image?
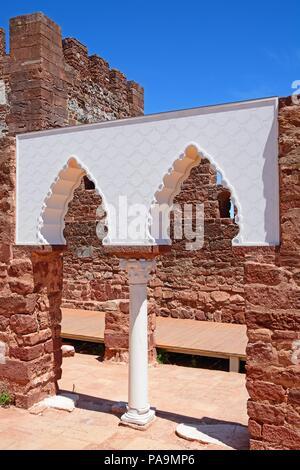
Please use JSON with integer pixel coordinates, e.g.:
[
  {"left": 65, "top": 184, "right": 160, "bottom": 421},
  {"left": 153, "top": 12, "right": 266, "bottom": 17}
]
[
  {"left": 37, "top": 156, "right": 109, "bottom": 245},
  {"left": 149, "top": 143, "right": 242, "bottom": 246}
]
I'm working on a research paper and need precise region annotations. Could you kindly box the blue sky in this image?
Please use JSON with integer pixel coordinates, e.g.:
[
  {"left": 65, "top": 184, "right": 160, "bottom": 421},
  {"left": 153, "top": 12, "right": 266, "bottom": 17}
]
[{"left": 1, "top": 1, "right": 299, "bottom": 114}]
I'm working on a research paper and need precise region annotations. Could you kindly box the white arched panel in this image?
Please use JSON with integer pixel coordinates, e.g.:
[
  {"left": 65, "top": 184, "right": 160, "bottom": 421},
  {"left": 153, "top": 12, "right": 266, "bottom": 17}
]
[{"left": 16, "top": 97, "right": 279, "bottom": 246}]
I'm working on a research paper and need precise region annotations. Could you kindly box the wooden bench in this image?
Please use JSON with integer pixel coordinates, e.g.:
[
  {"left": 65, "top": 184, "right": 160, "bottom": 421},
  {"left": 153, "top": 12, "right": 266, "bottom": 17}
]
[{"left": 61, "top": 308, "right": 247, "bottom": 372}]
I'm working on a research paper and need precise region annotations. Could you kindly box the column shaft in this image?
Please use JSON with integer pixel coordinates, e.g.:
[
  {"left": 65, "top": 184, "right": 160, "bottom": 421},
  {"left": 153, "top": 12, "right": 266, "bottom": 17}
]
[
  {"left": 120, "top": 258, "right": 155, "bottom": 426},
  {"left": 128, "top": 282, "right": 149, "bottom": 411}
]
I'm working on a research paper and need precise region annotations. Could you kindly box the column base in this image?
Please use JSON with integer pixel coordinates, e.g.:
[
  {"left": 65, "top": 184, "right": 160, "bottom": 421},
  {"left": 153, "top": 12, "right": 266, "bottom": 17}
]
[{"left": 121, "top": 406, "right": 155, "bottom": 426}]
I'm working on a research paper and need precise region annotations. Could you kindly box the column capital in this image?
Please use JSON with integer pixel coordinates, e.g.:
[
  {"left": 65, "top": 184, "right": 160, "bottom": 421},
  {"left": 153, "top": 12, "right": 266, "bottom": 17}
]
[{"left": 120, "top": 258, "right": 155, "bottom": 285}]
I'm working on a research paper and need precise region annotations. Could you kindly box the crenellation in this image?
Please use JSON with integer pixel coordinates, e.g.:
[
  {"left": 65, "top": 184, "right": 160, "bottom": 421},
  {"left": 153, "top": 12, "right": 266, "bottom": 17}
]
[
  {"left": 62, "top": 37, "right": 89, "bottom": 72},
  {"left": 109, "top": 68, "right": 128, "bottom": 91},
  {"left": 127, "top": 80, "right": 144, "bottom": 116},
  {"left": 88, "top": 54, "right": 110, "bottom": 86},
  {"left": 0, "top": 28, "right": 6, "bottom": 57}
]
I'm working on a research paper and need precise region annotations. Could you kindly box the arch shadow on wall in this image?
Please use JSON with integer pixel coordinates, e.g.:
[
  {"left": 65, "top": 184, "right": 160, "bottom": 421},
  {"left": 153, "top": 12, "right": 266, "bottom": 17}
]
[
  {"left": 37, "top": 157, "right": 106, "bottom": 245},
  {"left": 149, "top": 144, "right": 241, "bottom": 245}
]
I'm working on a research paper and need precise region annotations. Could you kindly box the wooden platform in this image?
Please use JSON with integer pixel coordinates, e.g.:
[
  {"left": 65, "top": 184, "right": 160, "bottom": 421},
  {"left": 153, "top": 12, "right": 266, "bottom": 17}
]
[{"left": 61, "top": 308, "right": 247, "bottom": 372}]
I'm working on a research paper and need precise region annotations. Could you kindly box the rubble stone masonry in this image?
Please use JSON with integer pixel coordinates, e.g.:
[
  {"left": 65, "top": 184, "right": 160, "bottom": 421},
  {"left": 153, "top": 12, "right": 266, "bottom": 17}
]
[
  {"left": 63, "top": 162, "right": 244, "bottom": 324},
  {"left": 0, "top": 12, "right": 143, "bottom": 407},
  {"left": 245, "top": 97, "right": 300, "bottom": 450},
  {"left": 0, "top": 12, "right": 299, "bottom": 450}
]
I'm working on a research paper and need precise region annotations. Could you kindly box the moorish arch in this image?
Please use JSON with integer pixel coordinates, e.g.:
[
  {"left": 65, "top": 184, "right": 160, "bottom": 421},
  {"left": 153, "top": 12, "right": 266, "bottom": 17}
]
[
  {"left": 38, "top": 146, "right": 241, "bottom": 248},
  {"left": 150, "top": 143, "right": 241, "bottom": 245},
  {"left": 15, "top": 97, "right": 279, "bottom": 426},
  {"left": 37, "top": 157, "right": 107, "bottom": 245},
  {"left": 16, "top": 97, "right": 279, "bottom": 247}
]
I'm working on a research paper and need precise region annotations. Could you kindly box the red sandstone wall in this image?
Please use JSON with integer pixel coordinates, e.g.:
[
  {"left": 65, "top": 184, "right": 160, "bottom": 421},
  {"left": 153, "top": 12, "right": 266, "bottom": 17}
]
[
  {"left": 63, "top": 179, "right": 128, "bottom": 308},
  {"left": 63, "top": 160, "right": 244, "bottom": 323},
  {"left": 245, "top": 97, "right": 300, "bottom": 450},
  {"left": 62, "top": 91, "right": 300, "bottom": 448},
  {"left": 0, "top": 14, "right": 68, "bottom": 407},
  {"left": 153, "top": 161, "right": 243, "bottom": 323},
  {"left": 0, "top": 13, "right": 299, "bottom": 451},
  {"left": 0, "top": 12, "right": 143, "bottom": 406},
  {"left": 63, "top": 38, "right": 143, "bottom": 124}
]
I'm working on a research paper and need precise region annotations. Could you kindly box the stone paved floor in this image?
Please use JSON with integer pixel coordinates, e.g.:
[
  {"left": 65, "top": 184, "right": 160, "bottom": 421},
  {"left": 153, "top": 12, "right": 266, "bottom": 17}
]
[{"left": 0, "top": 353, "right": 249, "bottom": 450}]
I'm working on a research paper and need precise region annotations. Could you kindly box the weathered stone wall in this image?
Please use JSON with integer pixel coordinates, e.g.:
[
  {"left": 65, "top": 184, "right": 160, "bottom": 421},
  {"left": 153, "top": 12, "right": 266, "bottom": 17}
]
[
  {"left": 1, "top": 13, "right": 300, "bottom": 451},
  {"left": 0, "top": 12, "right": 143, "bottom": 406},
  {"left": 63, "top": 38, "right": 143, "bottom": 124},
  {"left": 152, "top": 162, "right": 243, "bottom": 323},
  {"left": 62, "top": 178, "right": 128, "bottom": 308},
  {"left": 245, "top": 97, "right": 300, "bottom": 450},
  {"left": 0, "top": 14, "right": 68, "bottom": 407},
  {"left": 62, "top": 91, "right": 300, "bottom": 449},
  {"left": 103, "top": 298, "right": 156, "bottom": 363},
  {"left": 63, "top": 160, "right": 244, "bottom": 323},
  {"left": 0, "top": 246, "right": 64, "bottom": 408}
]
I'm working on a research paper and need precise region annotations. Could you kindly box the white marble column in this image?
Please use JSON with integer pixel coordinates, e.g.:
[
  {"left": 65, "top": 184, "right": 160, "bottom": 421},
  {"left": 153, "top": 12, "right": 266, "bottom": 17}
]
[{"left": 120, "top": 258, "right": 155, "bottom": 426}]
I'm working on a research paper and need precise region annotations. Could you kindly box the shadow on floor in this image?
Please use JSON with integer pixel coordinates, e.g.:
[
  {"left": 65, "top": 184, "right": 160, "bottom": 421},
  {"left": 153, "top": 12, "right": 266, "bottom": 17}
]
[{"left": 59, "top": 389, "right": 249, "bottom": 450}]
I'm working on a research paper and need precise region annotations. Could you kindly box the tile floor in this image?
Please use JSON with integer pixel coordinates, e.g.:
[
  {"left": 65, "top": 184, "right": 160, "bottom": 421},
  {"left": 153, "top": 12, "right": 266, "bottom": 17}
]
[{"left": 0, "top": 353, "right": 249, "bottom": 450}]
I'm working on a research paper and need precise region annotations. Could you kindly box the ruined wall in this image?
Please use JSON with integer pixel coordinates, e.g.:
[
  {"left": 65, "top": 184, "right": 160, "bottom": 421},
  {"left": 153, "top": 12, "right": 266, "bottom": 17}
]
[
  {"left": 0, "top": 12, "right": 143, "bottom": 406},
  {"left": 1, "top": 15, "right": 300, "bottom": 451},
  {"left": 245, "top": 97, "right": 300, "bottom": 450},
  {"left": 59, "top": 29, "right": 245, "bottom": 325},
  {"left": 63, "top": 160, "right": 244, "bottom": 323},
  {"left": 0, "top": 14, "right": 68, "bottom": 407},
  {"left": 62, "top": 88, "right": 300, "bottom": 449},
  {"left": 153, "top": 161, "right": 243, "bottom": 323},
  {"left": 63, "top": 38, "right": 143, "bottom": 124},
  {"left": 63, "top": 178, "right": 128, "bottom": 308}
]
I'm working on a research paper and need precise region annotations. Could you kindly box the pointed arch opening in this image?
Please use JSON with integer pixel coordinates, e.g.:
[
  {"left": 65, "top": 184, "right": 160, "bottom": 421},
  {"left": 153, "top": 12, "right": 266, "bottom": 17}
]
[
  {"left": 150, "top": 144, "right": 241, "bottom": 245},
  {"left": 37, "top": 157, "right": 107, "bottom": 245}
]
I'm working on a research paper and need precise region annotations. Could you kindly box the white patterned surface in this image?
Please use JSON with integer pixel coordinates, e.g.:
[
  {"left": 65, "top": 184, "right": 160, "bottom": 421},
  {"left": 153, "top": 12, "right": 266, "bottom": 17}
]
[{"left": 16, "top": 97, "right": 279, "bottom": 246}]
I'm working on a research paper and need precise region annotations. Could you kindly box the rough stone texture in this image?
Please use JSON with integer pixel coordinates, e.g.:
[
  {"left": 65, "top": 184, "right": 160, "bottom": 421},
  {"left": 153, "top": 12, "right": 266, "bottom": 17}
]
[
  {"left": 0, "top": 12, "right": 143, "bottom": 407},
  {"left": 63, "top": 161, "right": 244, "bottom": 324},
  {"left": 104, "top": 298, "right": 156, "bottom": 363},
  {"left": 0, "top": 245, "right": 64, "bottom": 408},
  {"left": 63, "top": 38, "right": 143, "bottom": 124},
  {"left": 62, "top": 178, "right": 128, "bottom": 308},
  {"left": 0, "top": 11, "right": 300, "bottom": 452},
  {"left": 153, "top": 168, "right": 243, "bottom": 323},
  {"left": 245, "top": 97, "right": 300, "bottom": 450}
]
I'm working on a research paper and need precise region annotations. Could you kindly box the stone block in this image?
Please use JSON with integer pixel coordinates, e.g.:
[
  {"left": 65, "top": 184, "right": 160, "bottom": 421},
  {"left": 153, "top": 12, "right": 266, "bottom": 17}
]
[
  {"left": 246, "top": 380, "right": 287, "bottom": 404},
  {"left": 61, "top": 344, "right": 75, "bottom": 357},
  {"left": 247, "top": 400, "right": 285, "bottom": 426},
  {"left": 262, "top": 424, "right": 300, "bottom": 449}
]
